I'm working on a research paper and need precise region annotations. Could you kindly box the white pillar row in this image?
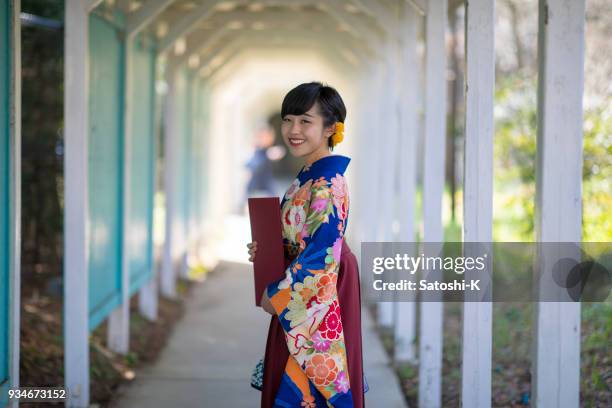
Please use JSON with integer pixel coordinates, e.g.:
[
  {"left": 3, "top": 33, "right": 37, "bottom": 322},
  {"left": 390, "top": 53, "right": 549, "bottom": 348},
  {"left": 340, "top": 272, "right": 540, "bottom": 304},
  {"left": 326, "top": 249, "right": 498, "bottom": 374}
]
[
  {"left": 179, "top": 71, "right": 194, "bottom": 280},
  {"left": 419, "top": 1, "right": 447, "bottom": 407},
  {"left": 394, "top": 0, "right": 419, "bottom": 364},
  {"left": 371, "top": 60, "right": 387, "bottom": 241},
  {"left": 161, "top": 65, "right": 178, "bottom": 298},
  {"left": 107, "top": 28, "right": 136, "bottom": 356},
  {"left": 138, "top": 268, "right": 158, "bottom": 321},
  {"left": 197, "top": 79, "right": 212, "bottom": 241},
  {"left": 461, "top": 0, "right": 495, "bottom": 406},
  {"left": 376, "top": 37, "right": 400, "bottom": 329},
  {"left": 532, "top": 1, "right": 585, "bottom": 407},
  {"left": 350, "top": 78, "right": 365, "bottom": 253},
  {"left": 360, "top": 59, "right": 385, "bottom": 315},
  {"left": 354, "top": 60, "right": 382, "bottom": 291},
  {"left": 139, "top": 49, "right": 162, "bottom": 323},
  {"left": 188, "top": 74, "right": 201, "bottom": 248},
  {"left": 63, "top": 1, "right": 91, "bottom": 406},
  {"left": 353, "top": 62, "right": 377, "bottom": 258},
  {"left": 192, "top": 74, "right": 207, "bottom": 265}
]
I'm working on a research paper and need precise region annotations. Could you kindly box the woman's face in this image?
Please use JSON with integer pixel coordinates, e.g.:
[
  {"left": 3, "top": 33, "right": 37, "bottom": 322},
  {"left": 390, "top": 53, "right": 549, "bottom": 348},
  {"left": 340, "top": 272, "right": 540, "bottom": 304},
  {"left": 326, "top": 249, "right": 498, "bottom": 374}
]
[{"left": 281, "top": 102, "right": 334, "bottom": 164}]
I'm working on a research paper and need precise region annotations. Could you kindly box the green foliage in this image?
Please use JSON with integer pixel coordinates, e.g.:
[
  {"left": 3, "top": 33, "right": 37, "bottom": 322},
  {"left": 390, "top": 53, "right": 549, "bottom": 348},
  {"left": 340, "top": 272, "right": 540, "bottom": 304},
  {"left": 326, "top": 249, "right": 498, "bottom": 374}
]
[
  {"left": 22, "top": 0, "right": 63, "bottom": 20},
  {"left": 582, "top": 106, "right": 612, "bottom": 241},
  {"left": 20, "top": 5, "right": 65, "bottom": 283},
  {"left": 581, "top": 303, "right": 612, "bottom": 352},
  {"left": 493, "top": 74, "right": 611, "bottom": 241},
  {"left": 124, "top": 351, "right": 138, "bottom": 367},
  {"left": 396, "top": 363, "right": 416, "bottom": 380},
  {"left": 493, "top": 75, "right": 537, "bottom": 241}
]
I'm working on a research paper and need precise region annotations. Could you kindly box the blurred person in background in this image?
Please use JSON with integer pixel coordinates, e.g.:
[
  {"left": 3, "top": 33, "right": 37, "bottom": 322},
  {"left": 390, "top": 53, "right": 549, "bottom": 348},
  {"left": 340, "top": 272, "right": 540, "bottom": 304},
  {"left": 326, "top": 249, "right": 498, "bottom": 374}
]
[{"left": 242, "top": 122, "right": 286, "bottom": 211}]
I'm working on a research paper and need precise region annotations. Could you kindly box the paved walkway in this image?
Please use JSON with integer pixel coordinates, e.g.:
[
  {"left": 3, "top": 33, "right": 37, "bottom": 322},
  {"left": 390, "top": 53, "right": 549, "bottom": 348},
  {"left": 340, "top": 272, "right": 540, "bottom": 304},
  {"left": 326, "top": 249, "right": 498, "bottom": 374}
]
[{"left": 111, "top": 262, "right": 407, "bottom": 407}]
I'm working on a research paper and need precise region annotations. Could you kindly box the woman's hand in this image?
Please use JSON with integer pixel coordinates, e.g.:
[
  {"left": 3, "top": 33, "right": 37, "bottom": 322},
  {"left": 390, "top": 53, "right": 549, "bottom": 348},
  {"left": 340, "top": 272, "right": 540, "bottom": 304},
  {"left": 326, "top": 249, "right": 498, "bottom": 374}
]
[
  {"left": 260, "top": 290, "right": 275, "bottom": 315},
  {"left": 247, "top": 241, "right": 257, "bottom": 262}
]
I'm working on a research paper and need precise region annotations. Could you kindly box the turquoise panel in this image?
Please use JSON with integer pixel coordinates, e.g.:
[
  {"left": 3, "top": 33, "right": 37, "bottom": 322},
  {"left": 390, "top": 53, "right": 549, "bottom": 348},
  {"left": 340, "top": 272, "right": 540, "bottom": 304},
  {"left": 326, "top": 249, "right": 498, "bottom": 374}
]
[
  {"left": 0, "top": 2, "right": 10, "bottom": 402},
  {"left": 88, "top": 14, "right": 124, "bottom": 331},
  {"left": 128, "top": 35, "right": 156, "bottom": 296}
]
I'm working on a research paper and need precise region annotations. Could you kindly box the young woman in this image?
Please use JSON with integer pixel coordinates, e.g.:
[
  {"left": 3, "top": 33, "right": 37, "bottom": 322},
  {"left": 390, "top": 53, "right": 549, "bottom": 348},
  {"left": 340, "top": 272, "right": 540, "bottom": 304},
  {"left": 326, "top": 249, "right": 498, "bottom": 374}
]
[{"left": 247, "top": 82, "right": 365, "bottom": 408}]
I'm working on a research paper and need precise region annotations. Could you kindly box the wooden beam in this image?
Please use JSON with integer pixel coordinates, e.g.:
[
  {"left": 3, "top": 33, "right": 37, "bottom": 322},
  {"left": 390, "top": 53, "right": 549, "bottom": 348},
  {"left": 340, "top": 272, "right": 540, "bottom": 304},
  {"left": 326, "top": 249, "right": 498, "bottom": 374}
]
[
  {"left": 532, "top": 0, "right": 585, "bottom": 406},
  {"left": 351, "top": 0, "right": 396, "bottom": 31},
  {"left": 64, "top": 0, "right": 90, "bottom": 406},
  {"left": 205, "top": 41, "right": 353, "bottom": 86},
  {"left": 200, "top": 34, "right": 360, "bottom": 81},
  {"left": 158, "top": 0, "right": 219, "bottom": 54},
  {"left": 419, "top": 1, "right": 447, "bottom": 407},
  {"left": 164, "top": 7, "right": 378, "bottom": 61},
  {"left": 167, "top": 26, "right": 230, "bottom": 72},
  {"left": 87, "top": 0, "right": 104, "bottom": 13},
  {"left": 461, "top": 0, "right": 494, "bottom": 406},
  {"left": 314, "top": 1, "right": 381, "bottom": 44},
  {"left": 192, "top": 28, "right": 370, "bottom": 76},
  {"left": 127, "top": 0, "right": 174, "bottom": 37},
  {"left": 405, "top": 0, "right": 426, "bottom": 15}
]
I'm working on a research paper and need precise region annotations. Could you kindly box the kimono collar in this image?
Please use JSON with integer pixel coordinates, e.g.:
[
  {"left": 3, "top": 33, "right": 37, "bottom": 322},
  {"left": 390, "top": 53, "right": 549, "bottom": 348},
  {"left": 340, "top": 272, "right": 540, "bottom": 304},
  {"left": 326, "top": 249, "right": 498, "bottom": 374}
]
[{"left": 302, "top": 154, "right": 351, "bottom": 176}]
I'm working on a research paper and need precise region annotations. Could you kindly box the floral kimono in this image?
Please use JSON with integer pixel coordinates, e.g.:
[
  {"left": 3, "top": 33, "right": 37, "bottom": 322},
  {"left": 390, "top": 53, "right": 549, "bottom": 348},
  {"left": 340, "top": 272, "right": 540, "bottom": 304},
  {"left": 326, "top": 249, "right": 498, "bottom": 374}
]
[{"left": 265, "top": 155, "right": 355, "bottom": 407}]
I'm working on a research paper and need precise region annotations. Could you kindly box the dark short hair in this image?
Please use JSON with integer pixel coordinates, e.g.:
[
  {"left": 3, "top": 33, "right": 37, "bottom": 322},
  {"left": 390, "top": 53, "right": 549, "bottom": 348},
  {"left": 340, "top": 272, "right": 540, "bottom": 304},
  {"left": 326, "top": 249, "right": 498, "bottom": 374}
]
[{"left": 281, "top": 82, "right": 347, "bottom": 148}]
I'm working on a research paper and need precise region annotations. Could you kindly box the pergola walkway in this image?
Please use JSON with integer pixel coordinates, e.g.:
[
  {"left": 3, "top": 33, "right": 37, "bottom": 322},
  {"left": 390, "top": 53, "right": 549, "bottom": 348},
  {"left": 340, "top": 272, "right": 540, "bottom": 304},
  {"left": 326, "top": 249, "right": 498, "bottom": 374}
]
[
  {"left": 110, "top": 262, "right": 407, "bottom": 408},
  {"left": 1, "top": 1, "right": 589, "bottom": 407}
]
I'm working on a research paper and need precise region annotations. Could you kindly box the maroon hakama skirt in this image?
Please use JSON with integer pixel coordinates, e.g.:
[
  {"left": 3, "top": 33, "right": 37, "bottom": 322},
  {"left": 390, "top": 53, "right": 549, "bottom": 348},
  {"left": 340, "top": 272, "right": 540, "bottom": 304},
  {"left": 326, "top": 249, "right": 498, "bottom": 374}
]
[{"left": 261, "top": 240, "right": 365, "bottom": 407}]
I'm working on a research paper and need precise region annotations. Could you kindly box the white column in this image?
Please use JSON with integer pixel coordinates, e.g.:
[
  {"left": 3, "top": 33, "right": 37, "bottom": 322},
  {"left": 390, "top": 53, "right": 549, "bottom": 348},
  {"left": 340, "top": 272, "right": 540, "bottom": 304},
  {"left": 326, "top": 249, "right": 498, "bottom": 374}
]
[
  {"left": 394, "top": 1, "right": 419, "bottom": 364},
  {"left": 64, "top": 1, "right": 90, "bottom": 406},
  {"left": 180, "top": 72, "right": 196, "bottom": 280},
  {"left": 196, "top": 79, "right": 210, "bottom": 240},
  {"left": 139, "top": 51, "right": 159, "bottom": 320},
  {"left": 461, "top": 0, "right": 495, "bottom": 406},
  {"left": 139, "top": 38, "right": 161, "bottom": 321},
  {"left": 419, "top": 1, "right": 447, "bottom": 407},
  {"left": 107, "top": 30, "right": 135, "bottom": 356},
  {"left": 139, "top": 271, "right": 158, "bottom": 321},
  {"left": 377, "top": 39, "right": 400, "bottom": 329},
  {"left": 532, "top": 1, "right": 585, "bottom": 407},
  {"left": 8, "top": 1, "right": 21, "bottom": 406},
  {"left": 161, "top": 65, "right": 178, "bottom": 298},
  {"left": 357, "top": 61, "right": 382, "bottom": 299}
]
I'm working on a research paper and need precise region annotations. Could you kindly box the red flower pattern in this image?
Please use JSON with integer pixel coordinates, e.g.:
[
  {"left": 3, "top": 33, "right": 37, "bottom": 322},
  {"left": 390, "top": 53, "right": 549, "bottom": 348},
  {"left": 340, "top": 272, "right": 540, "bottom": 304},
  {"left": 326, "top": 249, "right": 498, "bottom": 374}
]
[{"left": 318, "top": 301, "right": 343, "bottom": 341}]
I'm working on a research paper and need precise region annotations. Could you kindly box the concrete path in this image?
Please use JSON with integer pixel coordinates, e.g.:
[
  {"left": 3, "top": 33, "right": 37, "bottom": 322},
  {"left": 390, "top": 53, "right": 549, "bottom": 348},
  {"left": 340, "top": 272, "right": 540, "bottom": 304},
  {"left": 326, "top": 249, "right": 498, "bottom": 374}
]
[{"left": 111, "top": 262, "right": 407, "bottom": 408}]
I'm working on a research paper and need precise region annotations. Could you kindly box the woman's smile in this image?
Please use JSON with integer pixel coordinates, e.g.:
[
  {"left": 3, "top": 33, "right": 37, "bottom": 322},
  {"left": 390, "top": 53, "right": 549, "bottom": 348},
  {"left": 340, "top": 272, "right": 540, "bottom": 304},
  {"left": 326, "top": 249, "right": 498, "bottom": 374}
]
[{"left": 288, "top": 138, "right": 305, "bottom": 147}]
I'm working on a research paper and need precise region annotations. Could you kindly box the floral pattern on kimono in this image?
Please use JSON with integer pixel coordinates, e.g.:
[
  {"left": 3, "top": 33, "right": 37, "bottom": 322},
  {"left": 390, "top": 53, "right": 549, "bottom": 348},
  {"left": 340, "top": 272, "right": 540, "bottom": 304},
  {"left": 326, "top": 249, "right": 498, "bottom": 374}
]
[{"left": 267, "top": 155, "right": 353, "bottom": 407}]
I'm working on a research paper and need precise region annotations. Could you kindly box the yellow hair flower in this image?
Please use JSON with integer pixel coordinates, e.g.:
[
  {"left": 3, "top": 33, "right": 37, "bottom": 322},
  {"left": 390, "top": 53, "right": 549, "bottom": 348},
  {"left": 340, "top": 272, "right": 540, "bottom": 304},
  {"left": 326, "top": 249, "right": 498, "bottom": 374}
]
[{"left": 331, "top": 122, "right": 344, "bottom": 147}]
